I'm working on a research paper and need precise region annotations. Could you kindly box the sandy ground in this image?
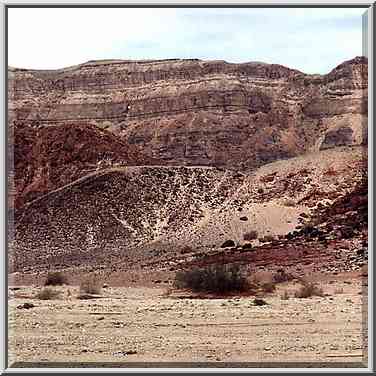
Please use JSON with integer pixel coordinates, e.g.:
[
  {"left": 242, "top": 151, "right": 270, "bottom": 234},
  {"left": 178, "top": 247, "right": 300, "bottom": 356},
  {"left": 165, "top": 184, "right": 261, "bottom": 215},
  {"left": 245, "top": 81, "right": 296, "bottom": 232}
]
[{"left": 8, "top": 275, "right": 367, "bottom": 368}]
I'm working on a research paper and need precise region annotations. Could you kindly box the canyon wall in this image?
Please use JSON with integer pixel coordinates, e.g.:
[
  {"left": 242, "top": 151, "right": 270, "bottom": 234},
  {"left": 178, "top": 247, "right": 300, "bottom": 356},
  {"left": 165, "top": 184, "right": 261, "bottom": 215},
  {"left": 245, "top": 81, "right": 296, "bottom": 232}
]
[{"left": 9, "top": 57, "right": 368, "bottom": 208}]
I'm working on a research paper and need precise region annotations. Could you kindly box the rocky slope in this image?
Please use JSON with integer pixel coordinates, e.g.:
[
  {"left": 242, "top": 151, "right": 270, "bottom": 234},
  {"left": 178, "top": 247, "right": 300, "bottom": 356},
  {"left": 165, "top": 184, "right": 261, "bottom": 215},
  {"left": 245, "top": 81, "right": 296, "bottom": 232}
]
[
  {"left": 11, "top": 122, "right": 157, "bottom": 209},
  {"left": 11, "top": 146, "right": 366, "bottom": 274},
  {"left": 9, "top": 57, "right": 367, "bottom": 174}
]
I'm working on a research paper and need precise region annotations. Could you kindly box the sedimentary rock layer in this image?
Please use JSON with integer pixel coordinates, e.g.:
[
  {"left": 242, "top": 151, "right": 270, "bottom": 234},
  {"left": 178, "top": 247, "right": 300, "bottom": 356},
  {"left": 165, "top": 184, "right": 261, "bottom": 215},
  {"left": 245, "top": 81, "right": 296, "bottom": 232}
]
[{"left": 9, "top": 57, "right": 368, "bottom": 170}]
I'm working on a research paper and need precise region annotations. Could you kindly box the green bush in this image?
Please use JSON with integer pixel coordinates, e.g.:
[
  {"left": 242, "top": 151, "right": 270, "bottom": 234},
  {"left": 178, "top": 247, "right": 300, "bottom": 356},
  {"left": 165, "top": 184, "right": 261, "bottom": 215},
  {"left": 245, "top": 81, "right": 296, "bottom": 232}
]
[{"left": 174, "top": 263, "right": 250, "bottom": 294}]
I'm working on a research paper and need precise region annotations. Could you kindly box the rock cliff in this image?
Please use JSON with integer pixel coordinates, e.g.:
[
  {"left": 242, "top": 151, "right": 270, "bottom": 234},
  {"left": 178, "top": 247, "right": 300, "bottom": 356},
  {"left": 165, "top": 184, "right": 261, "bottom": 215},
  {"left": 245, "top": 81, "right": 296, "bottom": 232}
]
[{"left": 9, "top": 56, "right": 367, "bottom": 171}]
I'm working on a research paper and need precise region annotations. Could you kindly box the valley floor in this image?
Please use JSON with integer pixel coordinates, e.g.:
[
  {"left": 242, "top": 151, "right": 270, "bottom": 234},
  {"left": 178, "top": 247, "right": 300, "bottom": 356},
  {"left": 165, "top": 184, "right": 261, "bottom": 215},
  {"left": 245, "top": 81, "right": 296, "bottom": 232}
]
[{"left": 8, "top": 272, "right": 367, "bottom": 368}]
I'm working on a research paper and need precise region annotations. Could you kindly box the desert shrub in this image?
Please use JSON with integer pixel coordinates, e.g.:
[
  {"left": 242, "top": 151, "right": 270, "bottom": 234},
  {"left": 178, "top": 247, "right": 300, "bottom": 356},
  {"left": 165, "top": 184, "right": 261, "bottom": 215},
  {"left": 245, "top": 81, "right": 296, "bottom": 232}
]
[
  {"left": 241, "top": 243, "right": 253, "bottom": 251},
  {"left": 36, "top": 288, "right": 61, "bottom": 300},
  {"left": 174, "top": 263, "right": 250, "bottom": 294},
  {"left": 280, "top": 291, "right": 290, "bottom": 300},
  {"left": 221, "top": 240, "right": 236, "bottom": 248},
  {"left": 261, "top": 282, "right": 276, "bottom": 293},
  {"left": 243, "top": 230, "right": 258, "bottom": 241},
  {"left": 44, "top": 272, "right": 67, "bottom": 286},
  {"left": 97, "top": 121, "right": 112, "bottom": 130},
  {"left": 253, "top": 298, "right": 268, "bottom": 306},
  {"left": 259, "top": 234, "right": 275, "bottom": 243},
  {"left": 324, "top": 166, "right": 338, "bottom": 176},
  {"left": 294, "top": 281, "right": 324, "bottom": 298},
  {"left": 181, "top": 245, "right": 193, "bottom": 254},
  {"left": 283, "top": 199, "right": 295, "bottom": 207},
  {"left": 299, "top": 168, "right": 310, "bottom": 176},
  {"left": 272, "top": 269, "right": 294, "bottom": 284},
  {"left": 260, "top": 174, "right": 276, "bottom": 183},
  {"left": 80, "top": 275, "right": 102, "bottom": 295}
]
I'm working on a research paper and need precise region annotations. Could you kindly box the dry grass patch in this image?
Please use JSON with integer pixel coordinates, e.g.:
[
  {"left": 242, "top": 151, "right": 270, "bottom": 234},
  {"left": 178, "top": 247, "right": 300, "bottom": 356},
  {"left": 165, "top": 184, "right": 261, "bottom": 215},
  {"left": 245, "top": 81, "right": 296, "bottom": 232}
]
[
  {"left": 294, "top": 281, "right": 324, "bottom": 298},
  {"left": 79, "top": 275, "right": 102, "bottom": 295},
  {"left": 272, "top": 269, "right": 295, "bottom": 284},
  {"left": 35, "top": 288, "right": 61, "bottom": 300}
]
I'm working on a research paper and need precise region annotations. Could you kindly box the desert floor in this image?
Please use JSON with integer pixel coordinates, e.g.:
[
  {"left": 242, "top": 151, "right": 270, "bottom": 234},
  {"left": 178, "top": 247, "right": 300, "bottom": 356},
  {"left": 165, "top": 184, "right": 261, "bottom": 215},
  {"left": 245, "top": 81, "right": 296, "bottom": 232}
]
[{"left": 8, "top": 272, "right": 367, "bottom": 368}]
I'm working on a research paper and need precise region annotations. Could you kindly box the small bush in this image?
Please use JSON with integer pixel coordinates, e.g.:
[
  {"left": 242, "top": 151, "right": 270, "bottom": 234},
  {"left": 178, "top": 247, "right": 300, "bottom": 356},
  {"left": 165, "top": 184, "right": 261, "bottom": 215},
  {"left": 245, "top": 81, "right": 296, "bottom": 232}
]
[
  {"left": 283, "top": 199, "right": 295, "bottom": 207},
  {"left": 260, "top": 174, "right": 276, "bottom": 183},
  {"left": 272, "top": 269, "right": 294, "bottom": 284},
  {"left": 324, "top": 166, "right": 338, "bottom": 176},
  {"left": 244, "top": 230, "right": 258, "bottom": 241},
  {"left": 36, "top": 288, "right": 61, "bottom": 300},
  {"left": 97, "top": 121, "right": 112, "bottom": 130},
  {"left": 261, "top": 282, "right": 276, "bottom": 293},
  {"left": 221, "top": 240, "right": 236, "bottom": 248},
  {"left": 299, "top": 168, "right": 310, "bottom": 176},
  {"left": 80, "top": 275, "right": 102, "bottom": 295},
  {"left": 181, "top": 245, "right": 193, "bottom": 254},
  {"left": 17, "top": 302, "right": 35, "bottom": 309},
  {"left": 281, "top": 291, "right": 290, "bottom": 300},
  {"left": 294, "top": 281, "right": 324, "bottom": 298},
  {"left": 241, "top": 243, "right": 253, "bottom": 251},
  {"left": 44, "top": 272, "right": 67, "bottom": 286},
  {"left": 259, "top": 235, "right": 275, "bottom": 243},
  {"left": 254, "top": 298, "right": 268, "bottom": 306},
  {"left": 174, "top": 263, "right": 250, "bottom": 294}
]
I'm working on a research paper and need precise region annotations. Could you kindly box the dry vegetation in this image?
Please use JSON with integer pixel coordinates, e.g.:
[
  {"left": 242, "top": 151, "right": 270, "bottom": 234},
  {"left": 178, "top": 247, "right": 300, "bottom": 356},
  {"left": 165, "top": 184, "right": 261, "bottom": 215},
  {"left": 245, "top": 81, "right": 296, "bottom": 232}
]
[
  {"left": 79, "top": 275, "right": 102, "bottom": 295},
  {"left": 44, "top": 272, "right": 67, "bottom": 286},
  {"left": 35, "top": 288, "right": 61, "bottom": 300},
  {"left": 243, "top": 230, "right": 258, "bottom": 241},
  {"left": 294, "top": 281, "right": 325, "bottom": 298},
  {"left": 174, "top": 263, "right": 251, "bottom": 294}
]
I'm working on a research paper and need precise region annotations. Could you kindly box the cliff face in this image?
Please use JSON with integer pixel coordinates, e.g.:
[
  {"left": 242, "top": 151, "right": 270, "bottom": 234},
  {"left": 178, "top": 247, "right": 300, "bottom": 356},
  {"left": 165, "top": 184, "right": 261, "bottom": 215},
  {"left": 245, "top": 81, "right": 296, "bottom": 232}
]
[{"left": 9, "top": 57, "right": 368, "bottom": 208}]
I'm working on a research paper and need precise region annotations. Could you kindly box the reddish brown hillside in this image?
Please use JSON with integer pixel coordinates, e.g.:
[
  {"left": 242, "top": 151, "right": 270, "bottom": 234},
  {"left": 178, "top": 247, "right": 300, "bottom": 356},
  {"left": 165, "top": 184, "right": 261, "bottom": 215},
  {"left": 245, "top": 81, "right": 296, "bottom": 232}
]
[{"left": 12, "top": 122, "right": 155, "bottom": 208}]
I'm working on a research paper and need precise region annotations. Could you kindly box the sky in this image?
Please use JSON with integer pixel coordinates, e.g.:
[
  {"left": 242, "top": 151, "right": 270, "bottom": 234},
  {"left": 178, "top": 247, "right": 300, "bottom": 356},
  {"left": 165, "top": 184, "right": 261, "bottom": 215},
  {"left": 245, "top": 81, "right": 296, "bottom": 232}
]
[{"left": 8, "top": 7, "right": 368, "bottom": 74}]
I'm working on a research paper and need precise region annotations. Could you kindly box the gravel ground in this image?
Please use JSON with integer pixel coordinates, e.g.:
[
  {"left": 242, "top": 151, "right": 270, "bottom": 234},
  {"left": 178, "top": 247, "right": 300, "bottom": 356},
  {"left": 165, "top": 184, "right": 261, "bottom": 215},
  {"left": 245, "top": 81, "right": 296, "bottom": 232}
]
[{"left": 8, "top": 275, "right": 367, "bottom": 368}]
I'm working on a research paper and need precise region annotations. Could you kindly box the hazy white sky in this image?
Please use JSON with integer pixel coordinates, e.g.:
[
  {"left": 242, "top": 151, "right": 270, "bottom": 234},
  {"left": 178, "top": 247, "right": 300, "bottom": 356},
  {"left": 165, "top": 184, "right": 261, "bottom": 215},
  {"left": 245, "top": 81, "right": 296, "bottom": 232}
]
[{"left": 8, "top": 7, "right": 367, "bottom": 74}]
